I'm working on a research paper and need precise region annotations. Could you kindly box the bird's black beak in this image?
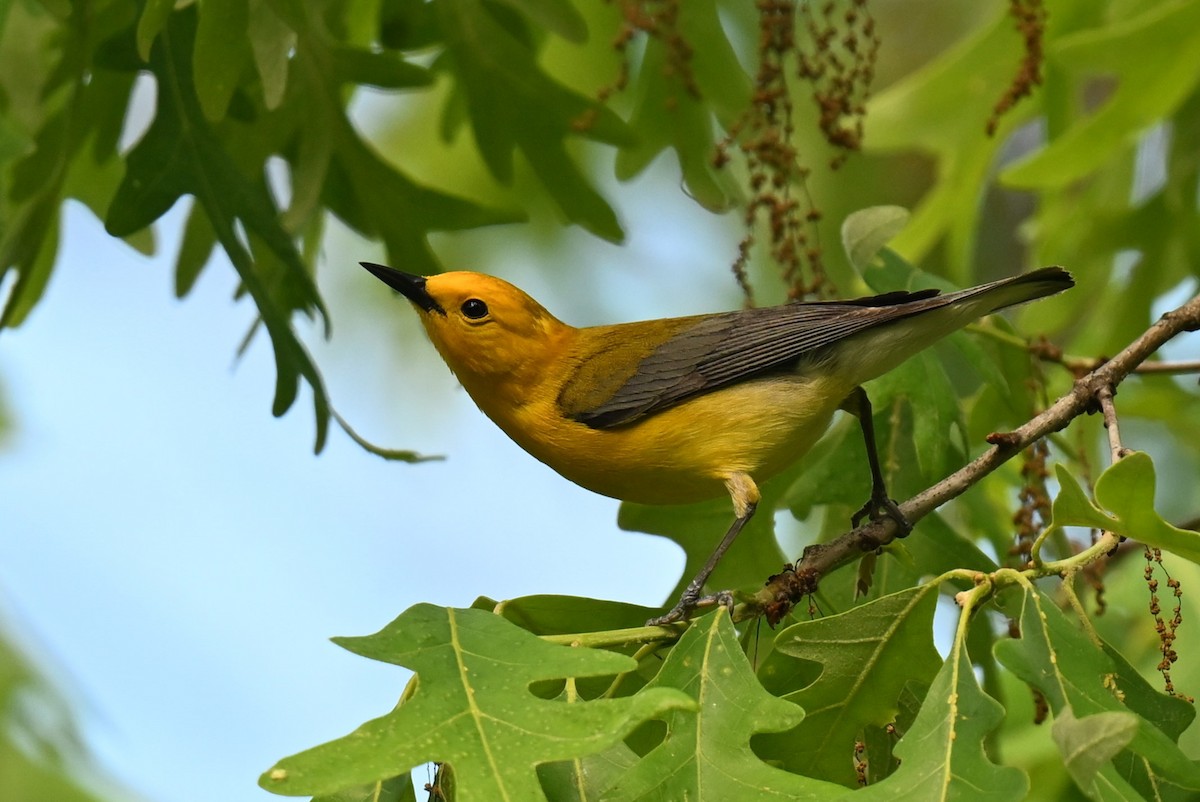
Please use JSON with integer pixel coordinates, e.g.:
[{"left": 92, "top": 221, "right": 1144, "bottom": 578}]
[{"left": 360, "top": 262, "right": 445, "bottom": 315}]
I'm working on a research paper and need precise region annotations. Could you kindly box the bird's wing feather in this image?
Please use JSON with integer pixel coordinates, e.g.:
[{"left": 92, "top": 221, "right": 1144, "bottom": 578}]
[
  {"left": 565, "top": 267, "right": 1072, "bottom": 429},
  {"left": 566, "top": 302, "right": 896, "bottom": 428}
]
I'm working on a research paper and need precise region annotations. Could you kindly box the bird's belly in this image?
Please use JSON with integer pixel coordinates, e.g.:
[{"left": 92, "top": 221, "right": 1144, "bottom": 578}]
[{"left": 506, "top": 373, "right": 850, "bottom": 505}]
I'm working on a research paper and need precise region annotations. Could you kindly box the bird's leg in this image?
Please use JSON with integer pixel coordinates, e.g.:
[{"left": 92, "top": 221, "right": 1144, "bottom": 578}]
[
  {"left": 647, "top": 473, "right": 760, "bottom": 626},
  {"left": 841, "top": 386, "right": 912, "bottom": 534}
]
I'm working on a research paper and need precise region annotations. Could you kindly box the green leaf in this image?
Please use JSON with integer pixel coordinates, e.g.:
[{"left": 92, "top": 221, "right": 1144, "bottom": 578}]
[
  {"left": 1051, "top": 708, "right": 1138, "bottom": 793},
  {"left": 602, "top": 611, "right": 845, "bottom": 801},
  {"left": 136, "top": 0, "right": 174, "bottom": 61},
  {"left": 618, "top": 495, "right": 787, "bottom": 612},
  {"left": 379, "top": 0, "right": 442, "bottom": 50},
  {"left": 323, "top": 118, "right": 522, "bottom": 273},
  {"left": 329, "top": 45, "right": 432, "bottom": 89},
  {"left": 868, "top": 348, "right": 966, "bottom": 485},
  {"left": 174, "top": 201, "right": 217, "bottom": 296},
  {"left": 1051, "top": 453, "right": 1200, "bottom": 565},
  {"left": 494, "top": 595, "right": 660, "bottom": 636},
  {"left": 248, "top": 0, "right": 296, "bottom": 109},
  {"left": 0, "top": 202, "right": 59, "bottom": 329},
  {"left": 106, "top": 8, "right": 331, "bottom": 451},
  {"left": 852, "top": 648, "right": 1028, "bottom": 802},
  {"left": 311, "top": 775, "right": 418, "bottom": 802},
  {"left": 0, "top": 740, "right": 111, "bottom": 802},
  {"left": 491, "top": 0, "right": 587, "bottom": 43},
  {"left": 193, "top": 0, "right": 252, "bottom": 122},
  {"left": 902, "top": 511, "right": 999, "bottom": 579},
  {"left": 0, "top": 625, "right": 131, "bottom": 802},
  {"left": 994, "top": 584, "right": 1200, "bottom": 795},
  {"left": 615, "top": 0, "right": 750, "bottom": 210},
  {"left": 1103, "top": 639, "right": 1200, "bottom": 800},
  {"left": 1, "top": 3, "right": 137, "bottom": 330},
  {"left": 756, "top": 585, "right": 942, "bottom": 786},
  {"left": 1101, "top": 642, "right": 1195, "bottom": 742},
  {"left": 435, "top": 0, "right": 632, "bottom": 241},
  {"left": 780, "top": 416, "right": 871, "bottom": 522},
  {"left": 841, "top": 206, "right": 911, "bottom": 273},
  {"left": 260, "top": 605, "right": 693, "bottom": 799},
  {"left": 1003, "top": 0, "right": 1200, "bottom": 190},
  {"left": 272, "top": 12, "right": 520, "bottom": 274},
  {"left": 862, "top": 10, "right": 1025, "bottom": 268},
  {"left": 538, "top": 743, "right": 638, "bottom": 801}
]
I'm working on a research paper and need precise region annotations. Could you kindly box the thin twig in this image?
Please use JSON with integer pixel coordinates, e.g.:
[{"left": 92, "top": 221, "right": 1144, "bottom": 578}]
[
  {"left": 1097, "top": 384, "right": 1128, "bottom": 463},
  {"left": 1132, "top": 359, "right": 1200, "bottom": 374},
  {"left": 975, "top": 324, "right": 1200, "bottom": 377},
  {"left": 752, "top": 291, "right": 1200, "bottom": 624}
]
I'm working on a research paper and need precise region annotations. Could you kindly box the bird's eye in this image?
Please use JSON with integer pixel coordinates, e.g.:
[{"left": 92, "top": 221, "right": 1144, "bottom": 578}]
[{"left": 461, "top": 298, "right": 489, "bottom": 319}]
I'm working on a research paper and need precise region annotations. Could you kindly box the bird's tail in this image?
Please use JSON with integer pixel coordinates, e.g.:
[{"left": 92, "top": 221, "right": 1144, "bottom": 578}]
[
  {"left": 935, "top": 266, "right": 1075, "bottom": 315},
  {"left": 840, "top": 266, "right": 1074, "bottom": 388}
]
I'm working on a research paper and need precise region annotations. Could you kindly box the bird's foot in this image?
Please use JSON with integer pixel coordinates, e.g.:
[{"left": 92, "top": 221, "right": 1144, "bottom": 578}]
[
  {"left": 647, "top": 588, "right": 700, "bottom": 627},
  {"left": 646, "top": 588, "right": 735, "bottom": 627},
  {"left": 851, "top": 493, "right": 912, "bottom": 535}
]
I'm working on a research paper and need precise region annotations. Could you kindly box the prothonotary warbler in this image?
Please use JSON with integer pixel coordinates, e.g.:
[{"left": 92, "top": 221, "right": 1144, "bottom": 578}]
[{"left": 362, "top": 262, "right": 1073, "bottom": 624}]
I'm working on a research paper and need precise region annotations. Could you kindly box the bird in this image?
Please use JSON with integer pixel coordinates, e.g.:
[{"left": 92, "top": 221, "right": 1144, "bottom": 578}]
[{"left": 361, "top": 261, "right": 1073, "bottom": 625}]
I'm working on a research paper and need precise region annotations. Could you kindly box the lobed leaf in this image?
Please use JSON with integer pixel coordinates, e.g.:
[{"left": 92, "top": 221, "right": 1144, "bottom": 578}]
[
  {"left": 756, "top": 585, "right": 942, "bottom": 786},
  {"left": 1051, "top": 453, "right": 1200, "bottom": 565},
  {"left": 260, "top": 604, "right": 692, "bottom": 799},
  {"left": 435, "top": 0, "right": 632, "bottom": 240},
  {"left": 106, "top": 8, "right": 332, "bottom": 451},
  {"left": 538, "top": 743, "right": 638, "bottom": 801},
  {"left": 614, "top": 0, "right": 749, "bottom": 211},
  {"left": 136, "top": 0, "right": 175, "bottom": 61},
  {"left": 602, "top": 611, "right": 845, "bottom": 801},
  {"left": 851, "top": 646, "right": 1028, "bottom": 801},
  {"left": 492, "top": 595, "right": 660, "bottom": 636},
  {"left": 994, "top": 583, "right": 1200, "bottom": 797}
]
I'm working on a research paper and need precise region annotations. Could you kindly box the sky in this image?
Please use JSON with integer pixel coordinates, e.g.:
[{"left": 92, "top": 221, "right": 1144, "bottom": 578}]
[{"left": 0, "top": 155, "right": 751, "bottom": 802}]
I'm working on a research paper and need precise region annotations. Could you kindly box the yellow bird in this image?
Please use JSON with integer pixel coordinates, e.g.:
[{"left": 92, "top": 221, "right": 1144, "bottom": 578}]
[{"left": 363, "top": 262, "right": 1072, "bottom": 624}]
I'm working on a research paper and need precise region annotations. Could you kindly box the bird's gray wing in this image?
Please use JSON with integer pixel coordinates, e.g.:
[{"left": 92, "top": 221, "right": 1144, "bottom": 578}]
[
  {"left": 566, "top": 287, "right": 944, "bottom": 429},
  {"left": 567, "top": 266, "right": 1073, "bottom": 429}
]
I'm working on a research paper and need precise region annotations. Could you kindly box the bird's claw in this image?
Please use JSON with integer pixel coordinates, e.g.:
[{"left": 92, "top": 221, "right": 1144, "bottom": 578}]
[
  {"left": 851, "top": 494, "right": 912, "bottom": 535},
  {"left": 647, "top": 595, "right": 696, "bottom": 627},
  {"left": 646, "top": 588, "right": 735, "bottom": 627}
]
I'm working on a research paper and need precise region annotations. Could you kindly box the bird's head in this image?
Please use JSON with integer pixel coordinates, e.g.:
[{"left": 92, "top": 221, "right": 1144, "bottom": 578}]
[{"left": 361, "top": 263, "right": 569, "bottom": 382}]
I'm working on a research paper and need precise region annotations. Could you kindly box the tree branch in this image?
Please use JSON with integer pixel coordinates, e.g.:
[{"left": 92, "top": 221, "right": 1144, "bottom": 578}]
[{"left": 751, "top": 291, "right": 1200, "bottom": 625}]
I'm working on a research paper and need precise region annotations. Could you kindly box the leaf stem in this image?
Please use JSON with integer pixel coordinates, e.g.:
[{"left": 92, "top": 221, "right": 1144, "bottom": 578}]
[
  {"left": 1058, "top": 572, "right": 1104, "bottom": 645},
  {"left": 541, "top": 625, "right": 682, "bottom": 650},
  {"left": 601, "top": 642, "right": 661, "bottom": 699},
  {"left": 1035, "top": 530, "right": 1122, "bottom": 577},
  {"left": 971, "top": 322, "right": 1200, "bottom": 377}
]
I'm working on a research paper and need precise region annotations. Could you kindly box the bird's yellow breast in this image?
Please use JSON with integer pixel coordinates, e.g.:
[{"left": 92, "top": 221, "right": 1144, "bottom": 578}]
[{"left": 471, "top": 366, "right": 851, "bottom": 505}]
